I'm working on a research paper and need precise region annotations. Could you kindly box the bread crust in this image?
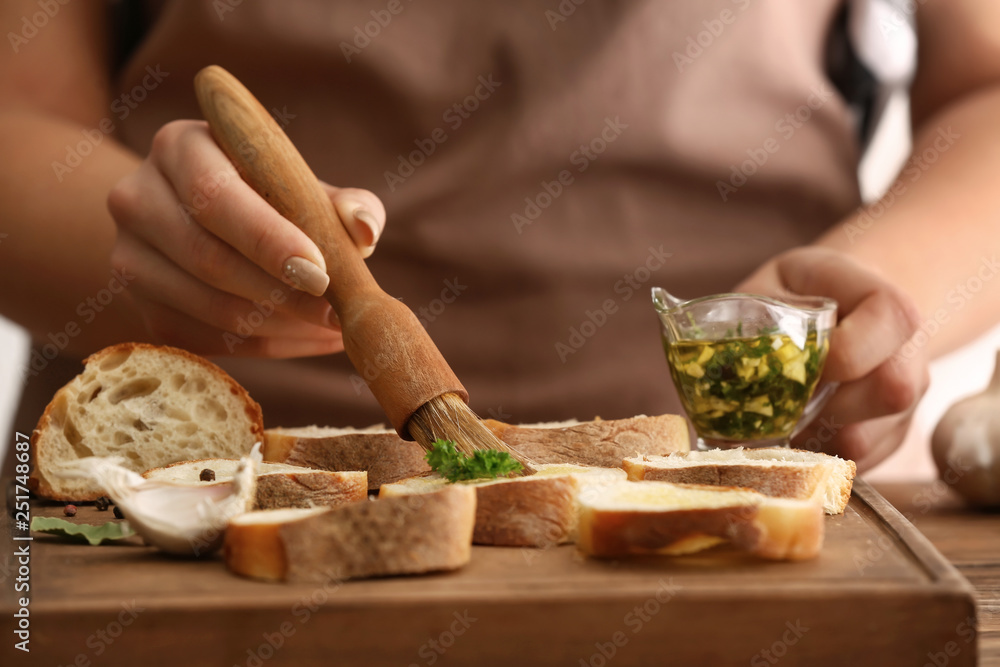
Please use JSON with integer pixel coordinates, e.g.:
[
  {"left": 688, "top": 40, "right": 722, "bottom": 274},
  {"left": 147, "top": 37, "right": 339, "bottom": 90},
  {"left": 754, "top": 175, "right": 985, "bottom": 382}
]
[
  {"left": 379, "top": 465, "right": 627, "bottom": 547},
  {"left": 225, "top": 486, "right": 476, "bottom": 582},
  {"left": 264, "top": 428, "right": 427, "bottom": 490},
  {"left": 623, "top": 448, "right": 856, "bottom": 515},
  {"left": 484, "top": 414, "right": 689, "bottom": 467},
  {"left": 578, "top": 505, "right": 759, "bottom": 557},
  {"left": 471, "top": 476, "right": 578, "bottom": 547},
  {"left": 30, "top": 386, "right": 71, "bottom": 499},
  {"left": 254, "top": 473, "right": 367, "bottom": 510},
  {"left": 625, "top": 461, "right": 826, "bottom": 504},
  {"left": 224, "top": 510, "right": 314, "bottom": 581},
  {"left": 576, "top": 481, "right": 825, "bottom": 561},
  {"left": 30, "top": 343, "right": 264, "bottom": 501},
  {"left": 746, "top": 499, "right": 825, "bottom": 561},
  {"left": 381, "top": 473, "right": 583, "bottom": 547}
]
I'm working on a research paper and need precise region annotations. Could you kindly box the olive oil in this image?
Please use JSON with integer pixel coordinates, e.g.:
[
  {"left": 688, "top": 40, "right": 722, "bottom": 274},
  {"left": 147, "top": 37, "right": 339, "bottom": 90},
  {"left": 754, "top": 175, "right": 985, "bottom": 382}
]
[{"left": 665, "top": 332, "right": 828, "bottom": 442}]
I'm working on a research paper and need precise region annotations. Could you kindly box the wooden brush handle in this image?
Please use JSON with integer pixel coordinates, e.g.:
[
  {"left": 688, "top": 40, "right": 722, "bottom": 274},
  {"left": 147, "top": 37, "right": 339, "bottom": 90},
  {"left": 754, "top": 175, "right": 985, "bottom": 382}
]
[{"left": 194, "top": 65, "right": 467, "bottom": 438}]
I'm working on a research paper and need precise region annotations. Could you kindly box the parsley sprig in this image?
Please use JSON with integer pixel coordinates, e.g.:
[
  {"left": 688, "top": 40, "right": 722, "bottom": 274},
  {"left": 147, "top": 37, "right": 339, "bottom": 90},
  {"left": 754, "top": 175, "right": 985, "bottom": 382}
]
[{"left": 425, "top": 439, "right": 523, "bottom": 483}]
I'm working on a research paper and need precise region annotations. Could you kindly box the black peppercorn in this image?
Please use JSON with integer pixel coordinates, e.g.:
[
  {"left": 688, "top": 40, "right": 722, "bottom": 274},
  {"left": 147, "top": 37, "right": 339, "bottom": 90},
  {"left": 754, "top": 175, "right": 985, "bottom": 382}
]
[
  {"left": 95, "top": 496, "right": 111, "bottom": 511},
  {"left": 113, "top": 505, "right": 125, "bottom": 520},
  {"left": 199, "top": 468, "right": 216, "bottom": 482}
]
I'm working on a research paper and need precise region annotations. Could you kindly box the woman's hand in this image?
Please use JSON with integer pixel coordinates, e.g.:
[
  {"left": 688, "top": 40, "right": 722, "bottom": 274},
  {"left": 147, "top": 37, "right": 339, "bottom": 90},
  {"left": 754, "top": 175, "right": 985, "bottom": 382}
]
[
  {"left": 107, "top": 120, "right": 385, "bottom": 358},
  {"left": 736, "top": 247, "right": 930, "bottom": 471}
]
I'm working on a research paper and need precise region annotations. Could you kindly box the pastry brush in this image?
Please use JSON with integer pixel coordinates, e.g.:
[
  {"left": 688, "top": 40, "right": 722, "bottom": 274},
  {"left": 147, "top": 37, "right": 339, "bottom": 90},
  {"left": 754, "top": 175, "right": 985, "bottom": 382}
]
[{"left": 194, "top": 65, "right": 534, "bottom": 474}]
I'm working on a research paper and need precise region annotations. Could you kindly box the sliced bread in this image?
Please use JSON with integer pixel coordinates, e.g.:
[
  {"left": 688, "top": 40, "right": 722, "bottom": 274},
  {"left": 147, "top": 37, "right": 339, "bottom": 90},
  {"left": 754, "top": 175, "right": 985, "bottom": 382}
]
[
  {"left": 142, "top": 459, "right": 367, "bottom": 510},
  {"left": 483, "top": 414, "right": 690, "bottom": 467},
  {"left": 577, "top": 480, "right": 825, "bottom": 561},
  {"left": 379, "top": 464, "right": 626, "bottom": 547},
  {"left": 263, "top": 424, "right": 424, "bottom": 490},
  {"left": 224, "top": 485, "right": 476, "bottom": 582},
  {"left": 30, "top": 343, "right": 264, "bottom": 501},
  {"left": 264, "top": 414, "right": 689, "bottom": 490},
  {"left": 622, "top": 447, "right": 856, "bottom": 514}
]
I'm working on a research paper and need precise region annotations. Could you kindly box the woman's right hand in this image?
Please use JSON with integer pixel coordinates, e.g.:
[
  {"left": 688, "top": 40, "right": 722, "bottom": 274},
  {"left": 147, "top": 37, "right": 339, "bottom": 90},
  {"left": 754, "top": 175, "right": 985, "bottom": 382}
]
[{"left": 107, "top": 120, "right": 385, "bottom": 358}]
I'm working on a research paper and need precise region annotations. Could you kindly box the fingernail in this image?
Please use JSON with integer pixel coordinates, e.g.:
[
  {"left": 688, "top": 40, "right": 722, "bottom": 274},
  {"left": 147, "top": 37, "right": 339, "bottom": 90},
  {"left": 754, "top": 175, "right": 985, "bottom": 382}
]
[
  {"left": 283, "top": 256, "right": 329, "bottom": 296},
  {"left": 327, "top": 308, "right": 341, "bottom": 328},
  {"left": 353, "top": 208, "right": 380, "bottom": 248}
]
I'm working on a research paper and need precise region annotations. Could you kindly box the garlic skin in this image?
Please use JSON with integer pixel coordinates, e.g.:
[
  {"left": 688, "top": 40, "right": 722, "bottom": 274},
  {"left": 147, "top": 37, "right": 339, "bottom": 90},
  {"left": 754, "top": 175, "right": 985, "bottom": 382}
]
[
  {"left": 54, "top": 444, "right": 261, "bottom": 555},
  {"left": 931, "top": 352, "right": 1000, "bottom": 508}
]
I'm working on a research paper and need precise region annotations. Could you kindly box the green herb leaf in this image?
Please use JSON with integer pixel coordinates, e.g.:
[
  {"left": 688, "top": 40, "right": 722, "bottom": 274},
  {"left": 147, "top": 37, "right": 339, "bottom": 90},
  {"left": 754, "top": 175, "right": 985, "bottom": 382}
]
[
  {"left": 425, "top": 439, "right": 523, "bottom": 483},
  {"left": 31, "top": 516, "right": 135, "bottom": 546}
]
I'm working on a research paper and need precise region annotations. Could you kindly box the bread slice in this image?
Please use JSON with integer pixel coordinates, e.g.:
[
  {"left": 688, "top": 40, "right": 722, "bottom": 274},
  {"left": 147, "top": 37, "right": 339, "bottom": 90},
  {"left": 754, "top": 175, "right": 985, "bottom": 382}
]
[
  {"left": 263, "top": 424, "right": 424, "bottom": 490},
  {"left": 142, "top": 459, "right": 367, "bottom": 510},
  {"left": 622, "top": 447, "right": 856, "bottom": 514},
  {"left": 264, "top": 414, "right": 689, "bottom": 490},
  {"left": 224, "top": 485, "right": 476, "bottom": 582},
  {"left": 577, "top": 480, "right": 825, "bottom": 561},
  {"left": 483, "top": 414, "right": 690, "bottom": 467},
  {"left": 379, "top": 465, "right": 626, "bottom": 547},
  {"left": 30, "top": 343, "right": 264, "bottom": 501}
]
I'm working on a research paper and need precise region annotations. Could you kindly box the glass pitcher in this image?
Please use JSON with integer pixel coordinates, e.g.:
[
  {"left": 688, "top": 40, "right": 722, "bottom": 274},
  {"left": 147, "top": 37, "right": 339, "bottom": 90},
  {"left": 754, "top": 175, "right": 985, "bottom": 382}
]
[{"left": 652, "top": 287, "right": 838, "bottom": 451}]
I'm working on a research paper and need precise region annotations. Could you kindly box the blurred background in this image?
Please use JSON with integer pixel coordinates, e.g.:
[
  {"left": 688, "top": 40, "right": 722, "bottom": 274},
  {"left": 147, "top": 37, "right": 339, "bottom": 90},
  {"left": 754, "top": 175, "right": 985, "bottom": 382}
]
[{"left": 1, "top": 88, "right": 997, "bottom": 481}]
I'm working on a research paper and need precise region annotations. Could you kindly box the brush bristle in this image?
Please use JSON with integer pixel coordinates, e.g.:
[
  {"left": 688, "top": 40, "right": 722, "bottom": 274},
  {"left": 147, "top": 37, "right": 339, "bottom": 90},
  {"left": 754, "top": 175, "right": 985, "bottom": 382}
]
[{"left": 408, "top": 393, "right": 536, "bottom": 475}]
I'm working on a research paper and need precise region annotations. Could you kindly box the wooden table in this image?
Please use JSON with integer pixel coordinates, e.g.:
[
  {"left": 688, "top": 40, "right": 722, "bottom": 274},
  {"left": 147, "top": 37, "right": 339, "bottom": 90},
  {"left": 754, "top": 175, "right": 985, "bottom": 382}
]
[
  {"left": 874, "top": 482, "right": 1000, "bottom": 666},
  {"left": 2, "top": 481, "right": 998, "bottom": 666}
]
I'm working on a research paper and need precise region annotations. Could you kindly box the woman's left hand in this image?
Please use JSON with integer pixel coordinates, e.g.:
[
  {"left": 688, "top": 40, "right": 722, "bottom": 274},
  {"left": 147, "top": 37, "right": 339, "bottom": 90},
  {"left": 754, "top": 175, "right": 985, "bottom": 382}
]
[{"left": 736, "top": 247, "right": 930, "bottom": 471}]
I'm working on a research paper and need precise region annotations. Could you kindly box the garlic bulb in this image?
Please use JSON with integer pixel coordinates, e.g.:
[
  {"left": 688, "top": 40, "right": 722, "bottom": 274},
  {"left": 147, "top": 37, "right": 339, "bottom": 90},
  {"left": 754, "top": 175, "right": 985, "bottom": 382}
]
[
  {"left": 54, "top": 444, "right": 261, "bottom": 555},
  {"left": 931, "top": 351, "right": 1000, "bottom": 508}
]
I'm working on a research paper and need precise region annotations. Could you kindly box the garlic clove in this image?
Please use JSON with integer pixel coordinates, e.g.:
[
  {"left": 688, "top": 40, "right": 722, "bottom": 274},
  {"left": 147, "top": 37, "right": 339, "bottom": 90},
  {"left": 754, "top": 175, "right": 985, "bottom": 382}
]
[
  {"left": 931, "top": 351, "right": 1000, "bottom": 509},
  {"left": 53, "top": 444, "right": 261, "bottom": 556}
]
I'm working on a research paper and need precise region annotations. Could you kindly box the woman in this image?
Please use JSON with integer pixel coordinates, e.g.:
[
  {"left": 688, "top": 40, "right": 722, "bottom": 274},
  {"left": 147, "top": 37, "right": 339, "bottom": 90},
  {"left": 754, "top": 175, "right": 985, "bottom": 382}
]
[{"left": 3, "top": 0, "right": 997, "bottom": 472}]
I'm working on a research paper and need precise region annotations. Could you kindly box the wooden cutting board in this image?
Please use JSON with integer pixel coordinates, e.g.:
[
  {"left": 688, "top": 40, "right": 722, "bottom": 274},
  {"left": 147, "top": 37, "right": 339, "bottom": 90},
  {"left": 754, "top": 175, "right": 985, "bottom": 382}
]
[{"left": 0, "top": 481, "right": 977, "bottom": 667}]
